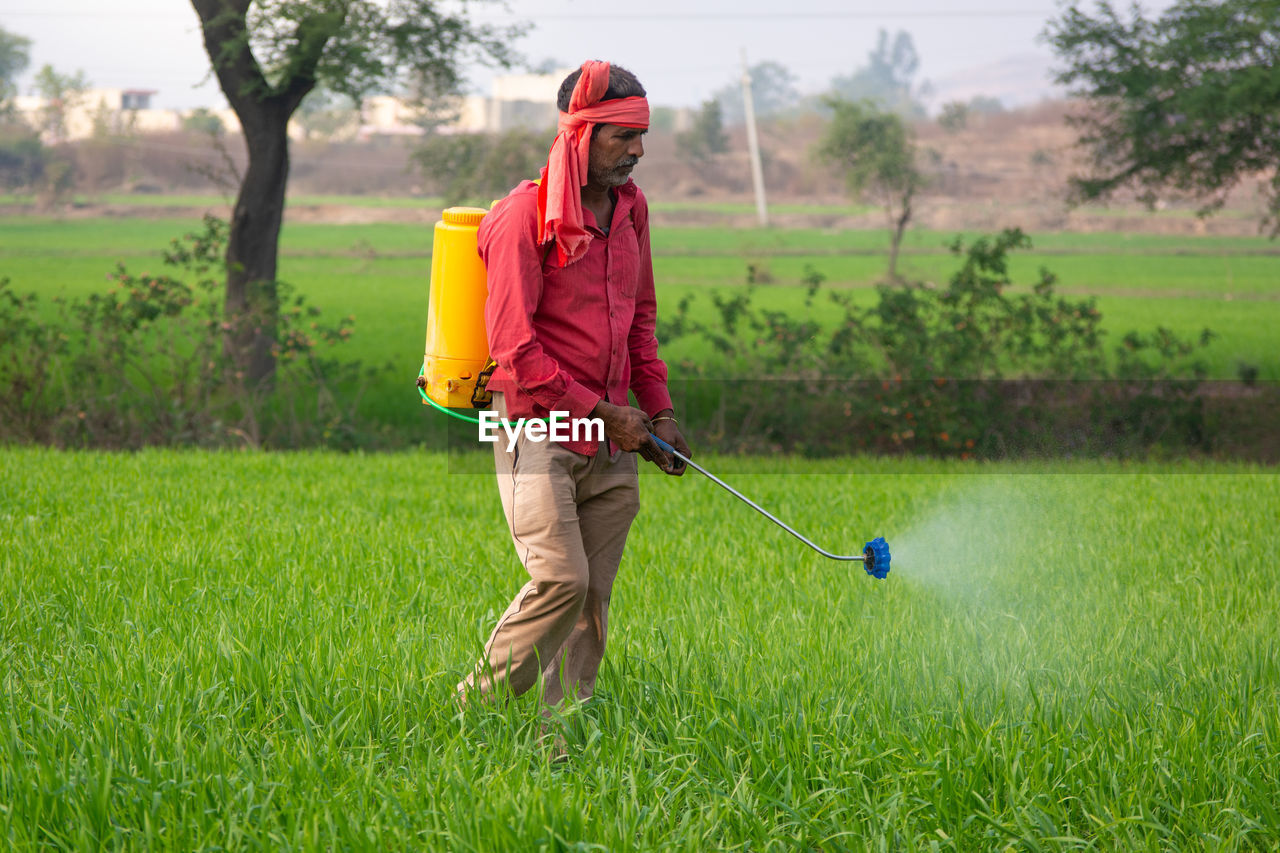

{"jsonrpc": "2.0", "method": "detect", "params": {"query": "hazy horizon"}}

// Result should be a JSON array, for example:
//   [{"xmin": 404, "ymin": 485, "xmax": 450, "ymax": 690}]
[{"xmin": 3, "ymin": 1, "xmax": 1181, "ymax": 114}]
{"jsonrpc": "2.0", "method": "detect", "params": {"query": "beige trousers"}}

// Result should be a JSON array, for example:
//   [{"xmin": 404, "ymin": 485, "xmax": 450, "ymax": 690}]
[{"xmin": 461, "ymin": 393, "xmax": 640, "ymax": 705}]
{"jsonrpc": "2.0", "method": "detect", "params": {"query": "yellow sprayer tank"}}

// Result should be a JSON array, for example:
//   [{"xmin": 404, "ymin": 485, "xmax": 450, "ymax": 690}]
[{"xmin": 422, "ymin": 206, "xmax": 489, "ymax": 408}]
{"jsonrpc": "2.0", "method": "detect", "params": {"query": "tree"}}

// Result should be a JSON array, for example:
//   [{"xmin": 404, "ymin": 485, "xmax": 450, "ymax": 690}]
[
  {"xmin": 677, "ymin": 99, "xmax": 728, "ymax": 162},
  {"xmin": 938, "ymin": 96, "xmax": 1005, "ymax": 134},
  {"xmin": 32, "ymin": 65, "xmax": 89, "ymax": 143},
  {"xmin": 938, "ymin": 101, "xmax": 969, "ymax": 133},
  {"xmin": 293, "ymin": 87, "xmax": 358, "ymax": 141},
  {"xmin": 0, "ymin": 128, "xmax": 44, "ymax": 191},
  {"xmin": 712, "ymin": 60, "xmax": 801, "ymax": 125},
  {"xmin": 0, "ymin": 26, "xmax": 32, "ymax": 114},
  {"xmin": 648, "ymin": 105, "xmax": 677, "ymax": 133},
  {"xmin": 1046, "ymin": 0, "xmax": 1280, "ymax": 234},
  {"xmin": 413, "ymin": 127, "xmax": 552, "ymax": 206},
  {"xmin": 818, "ymin": 98, "xmax": 924, "ymax": 280},
  {"xmin": 181, "ymin": 107, "xmax": 226, "ymax": 137},
  {"xmin": 967, "ymin": 95, "xmax": 1005, "ymax": 115},
  {"xmin": 190, "ymin": 0, "xmax": 512, "ymax": 386},
  {"xmin": 829, "ymin": 29, "xmax": 930, "ymax": 118}
]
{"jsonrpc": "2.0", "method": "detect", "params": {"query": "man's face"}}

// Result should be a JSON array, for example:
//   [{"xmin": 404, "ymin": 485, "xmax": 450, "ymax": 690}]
[{"xmin": 587, "ymin": 124, "xmax": 646, "ymax": 189}]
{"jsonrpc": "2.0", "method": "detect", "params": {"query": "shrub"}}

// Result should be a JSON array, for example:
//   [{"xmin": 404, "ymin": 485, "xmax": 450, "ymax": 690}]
[
  {"xmin": 413, "ymin": 128, "xmax": 554, "ymax": 206},
  {"xmin": 0, "ymin": 215, "xmax": 374, "ymax": 449},
  {"xmin": 0, "ymin": 124, "xmax": 45, "ymax": 191},
  {"xmin": 659, "ymin": 228, "xmax": 1212, "ymax": 457}
]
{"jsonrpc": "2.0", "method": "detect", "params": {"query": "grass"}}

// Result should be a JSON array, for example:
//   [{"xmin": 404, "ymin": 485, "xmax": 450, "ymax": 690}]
[
  {"xmin": 2, "ymin": 215, "xmax": 1277, "ymax": 441},
  {"xmin": 2, "ymin": 448, "xmax": 1277, "ymax": 848}
]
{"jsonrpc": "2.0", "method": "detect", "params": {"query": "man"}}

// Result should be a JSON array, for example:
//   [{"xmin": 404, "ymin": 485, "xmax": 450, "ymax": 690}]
[{"xmin": 459, "ymin": 60, "xmax": 691, "ymax": 706}]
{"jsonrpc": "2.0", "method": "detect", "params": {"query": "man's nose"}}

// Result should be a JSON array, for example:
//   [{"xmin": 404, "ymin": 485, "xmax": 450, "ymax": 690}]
[{"xmin": 628, "ymin": 136, "xmax": 645, "ymax": 158}]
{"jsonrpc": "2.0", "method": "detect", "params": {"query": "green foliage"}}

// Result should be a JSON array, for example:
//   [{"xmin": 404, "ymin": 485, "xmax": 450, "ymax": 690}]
[
  {"xmin": 0, "ymin": 25, "xmax": 32, "ymax": 111},
  {"xmin": 817, "ymin": 98, "xmax": 923, "ymax": 278},
  {"xmin": 293, "ymin": 87, "xmax": 357, "ymax": 140},
  {"xmin": 938, "ymin": 101, "xmax": 969, "ymax": 133},
  {"xmin": 648, "ymin": 105, "xmax": 677, "ymax": 133},
  {"xmin": 819, "ymin": 99, "xmax": 919, "ymax": 202},
  {"xmin": 829, "ymin": 29, "xmax": 929, "ymax": 118},
  {"xmin": 0, "ymin": 117, "xmax": 77, "ymax": 206},
  {"xmin": 967, "ymin": 94, "xmax": 1005, "ymax": 115},
  {"xmin": 180, "ymin": 107, "xmax": 225, "ymax": 137},
  {"xmin": 191, "ymin": 0, "xmax": 516, "ymax": 386},
  {"xmin": 412, "ymin": 128, "xmax": 553, "ymax": 206},
  {"xmin": 31, "ymin": 64, "xmax": 90, "ymax": 143},
  {"xmin": 712, "ymin": 60, "xmax": 802, "ymax": 124},
  {"xmin": 938, "ymin": 96, "xmax": 1005, "ymax": 133},
  {"xmin": 1047, "ymin": 0, "xmax": 1280, "ymax": 234},
  {"xmin": 659, "ymin": 228, "xmax": 1212, "ymax": 457},
  {"xmin": 225, "ymin": 0, "xmax": 517, "ymax": 106},
  {"xmin": 0, "ymin": 216, "xmax": 373, "ymax": 449},
  {"xmin": 0, "ymin": 125, "xmax": 45, "ymax": 191},
  {"xmin": 676, "ymin": 99, "xmax": 729, "ymax": 162},
  {"xmin": 35, "ymin": 155, "xmax": 74, "ymax": 207},
  {"xmin": 3, "ymin": 215, "xmax": 1275, "ymax": 451}
]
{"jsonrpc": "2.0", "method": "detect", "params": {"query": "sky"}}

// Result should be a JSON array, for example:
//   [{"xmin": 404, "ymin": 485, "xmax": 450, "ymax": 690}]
[{"xmin": 2, "ymin": 0, "xmax": 1180, "ymax": 114}]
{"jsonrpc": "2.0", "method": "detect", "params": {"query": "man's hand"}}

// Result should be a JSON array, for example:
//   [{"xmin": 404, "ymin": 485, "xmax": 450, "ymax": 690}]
[
  {"xmin": 592, "ymin": 399, "xmax": 652, "ymax": 450},
  {"xmin": 651, "ymin": 412, "xmax": 690, "ymax": 476},
  {"xmin": 592, "ymin": 400, "xmax": 671, "ymax": 469}
]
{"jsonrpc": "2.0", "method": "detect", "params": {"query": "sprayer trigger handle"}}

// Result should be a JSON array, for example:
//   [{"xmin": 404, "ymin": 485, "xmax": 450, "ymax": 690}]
[{"xmin": 649, "ymin": 433, "xmax": 675, "ymax": 454}]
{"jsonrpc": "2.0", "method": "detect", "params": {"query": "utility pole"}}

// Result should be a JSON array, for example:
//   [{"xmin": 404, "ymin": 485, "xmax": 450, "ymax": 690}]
[{"xmin": 740, "ymin": 49, "xmax": 769, "ymax": 227}]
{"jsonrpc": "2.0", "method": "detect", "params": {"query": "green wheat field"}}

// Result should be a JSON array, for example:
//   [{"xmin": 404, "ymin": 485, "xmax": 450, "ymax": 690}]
[
  {"xmin": 2, "ymin": 209, "xmax": 1279, "ymax": 848},
  {"xmin": 2, "ymin": 449, "xmax": 1278, "ymax": 849}
]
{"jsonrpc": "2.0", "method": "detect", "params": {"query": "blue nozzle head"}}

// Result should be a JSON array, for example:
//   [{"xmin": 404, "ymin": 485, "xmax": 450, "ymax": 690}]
[{"xmin": 863, "ymin": 537, "xmax": 891, "ymax": 579}]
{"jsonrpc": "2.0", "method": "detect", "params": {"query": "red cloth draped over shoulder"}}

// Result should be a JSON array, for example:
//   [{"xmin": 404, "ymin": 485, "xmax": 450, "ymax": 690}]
[{"xmin": 536, "ymin": 60, "xmax": 649, "ymax": 267}]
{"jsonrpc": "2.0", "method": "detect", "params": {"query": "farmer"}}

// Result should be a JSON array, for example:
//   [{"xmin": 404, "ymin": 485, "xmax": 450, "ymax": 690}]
[{"xmin": 458, "ymin": 61, "xmax": 691, "ymax": 707}]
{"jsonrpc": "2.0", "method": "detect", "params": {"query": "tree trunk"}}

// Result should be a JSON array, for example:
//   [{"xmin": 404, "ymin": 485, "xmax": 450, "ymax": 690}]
[
  {"xmin": 887, "ymin": 223, "xmax": 902, "ymax": 281},
  {"xmin": 191, "ymin": 0, "xmax": 323, "ymax": 389},
  {"xmin": 886, "ymin": 185, "xmax": 914, "ymax": 281},
  {"xmin": 227, "ymin": 105, "xmax": 291, "ymax": 388}
]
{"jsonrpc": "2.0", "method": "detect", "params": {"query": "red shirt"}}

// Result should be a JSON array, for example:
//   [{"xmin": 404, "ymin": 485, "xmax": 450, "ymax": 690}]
[{"xmin": 478, "ymin": 178, "xmax": 673, "ymax": 455}]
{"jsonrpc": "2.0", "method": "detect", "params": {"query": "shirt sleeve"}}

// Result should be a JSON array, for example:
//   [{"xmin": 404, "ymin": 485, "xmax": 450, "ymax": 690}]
[
  {"xmin": 479, "ymin": 197, "xmax": 600, "ymax": 419},
  {"xmin": 626, "ymin": 191, "xmax": 674, "ymax": 417}
]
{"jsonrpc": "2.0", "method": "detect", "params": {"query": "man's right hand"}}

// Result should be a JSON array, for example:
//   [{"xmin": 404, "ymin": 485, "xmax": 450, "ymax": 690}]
[{"xmin": 591, "ymin": 400, "xmax": 671, "ymax": 468}]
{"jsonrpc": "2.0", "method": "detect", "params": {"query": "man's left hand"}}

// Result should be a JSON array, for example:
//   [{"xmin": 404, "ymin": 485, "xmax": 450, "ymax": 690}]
[{"xmin": 652, "ymin": 415, "xmax": 690, "ymax": 476}]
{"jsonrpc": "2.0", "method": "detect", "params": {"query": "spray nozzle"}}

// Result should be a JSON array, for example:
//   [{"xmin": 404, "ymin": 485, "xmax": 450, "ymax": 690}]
[{"xmin": 863, "ymin": 537, "xmax": 891, "ymax": 579}]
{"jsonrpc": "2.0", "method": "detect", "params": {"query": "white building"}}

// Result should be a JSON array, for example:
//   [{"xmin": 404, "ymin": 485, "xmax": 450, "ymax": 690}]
[
  {"xmin": 14, "ymin": 88, "xmax": 182, "ymax": 142},
  {"xmin": 13, "ymin": 69, "xmax": 575, "ymax": 144},
  {"xmin": 360, "ymin": 69, "xmax": 573, "ymax": 137}
]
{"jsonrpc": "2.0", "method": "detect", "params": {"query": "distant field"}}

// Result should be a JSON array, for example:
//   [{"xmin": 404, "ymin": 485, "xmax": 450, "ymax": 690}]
[
  {"xmin": 2, "ymin": 214, "xmax": 1277, "ymax": 437},
  {"xmin": 0, "ymin": 192, "xmax": 448, "ymax": 210},
  {"xmin": 2, "ymin": 448, "xmax": 1277, "ymax": 848},
  {"xmin": 0, "ymin": 192, "xmax": 876, "ymax": 218}
]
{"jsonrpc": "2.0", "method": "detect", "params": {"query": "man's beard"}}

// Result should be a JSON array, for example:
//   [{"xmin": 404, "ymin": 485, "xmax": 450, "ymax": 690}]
[{"xmin": 589, "ymin": 156, "xmax": 639, "ymax": 188}]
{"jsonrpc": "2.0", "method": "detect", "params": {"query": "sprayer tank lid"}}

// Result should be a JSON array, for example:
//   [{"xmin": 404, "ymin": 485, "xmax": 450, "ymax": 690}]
[{"xmin": 442, "ymin": 207, "xmax": 487, "ymax": 226}]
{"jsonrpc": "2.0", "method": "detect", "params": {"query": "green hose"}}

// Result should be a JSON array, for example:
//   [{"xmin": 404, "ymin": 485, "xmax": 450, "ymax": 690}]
[{"xmin": 417, "ymin": 365, "xmax": 558, "ymax": 429}]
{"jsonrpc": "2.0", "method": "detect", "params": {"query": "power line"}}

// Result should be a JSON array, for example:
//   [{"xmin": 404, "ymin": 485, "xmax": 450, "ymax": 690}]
[
  {"xmin": 484, "ymin": 9, "xmax": 1059, "ymax": 19},
  {"xmin": 4, "ymin": 8, "xmax": 1058, "ymax": 19}
]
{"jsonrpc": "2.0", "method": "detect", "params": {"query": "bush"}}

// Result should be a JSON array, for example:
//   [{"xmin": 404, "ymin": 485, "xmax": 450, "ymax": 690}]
[
  {"xmin": 677, "ymin": 99, "xmax": 728, "ymax": 163},
  {"xmin": 659, "ymin": 228, "xmax": 1212, "ymax": 457},
  {"xmin": 0, "ymin": 215, "xmax": 375, "ymax": 449},
  {"xmin": 0, "ymin": 123, "xmax": 45, "ymax": 191},
  {"xmin": 413, "ymin": 128, "xmax": 554, "ymax": 206}
]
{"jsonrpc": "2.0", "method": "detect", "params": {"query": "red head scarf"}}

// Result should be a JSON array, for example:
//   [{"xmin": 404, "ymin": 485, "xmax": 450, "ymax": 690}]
[{"xmin": 537, "ymin": 60, "xmax": 650, "ymax": 267}]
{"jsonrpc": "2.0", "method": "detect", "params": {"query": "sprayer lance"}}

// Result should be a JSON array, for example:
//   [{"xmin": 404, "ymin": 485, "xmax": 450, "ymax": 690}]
[{"xmin": 649, "ymin": 434, "xmax": 891, "ymax": 577}]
